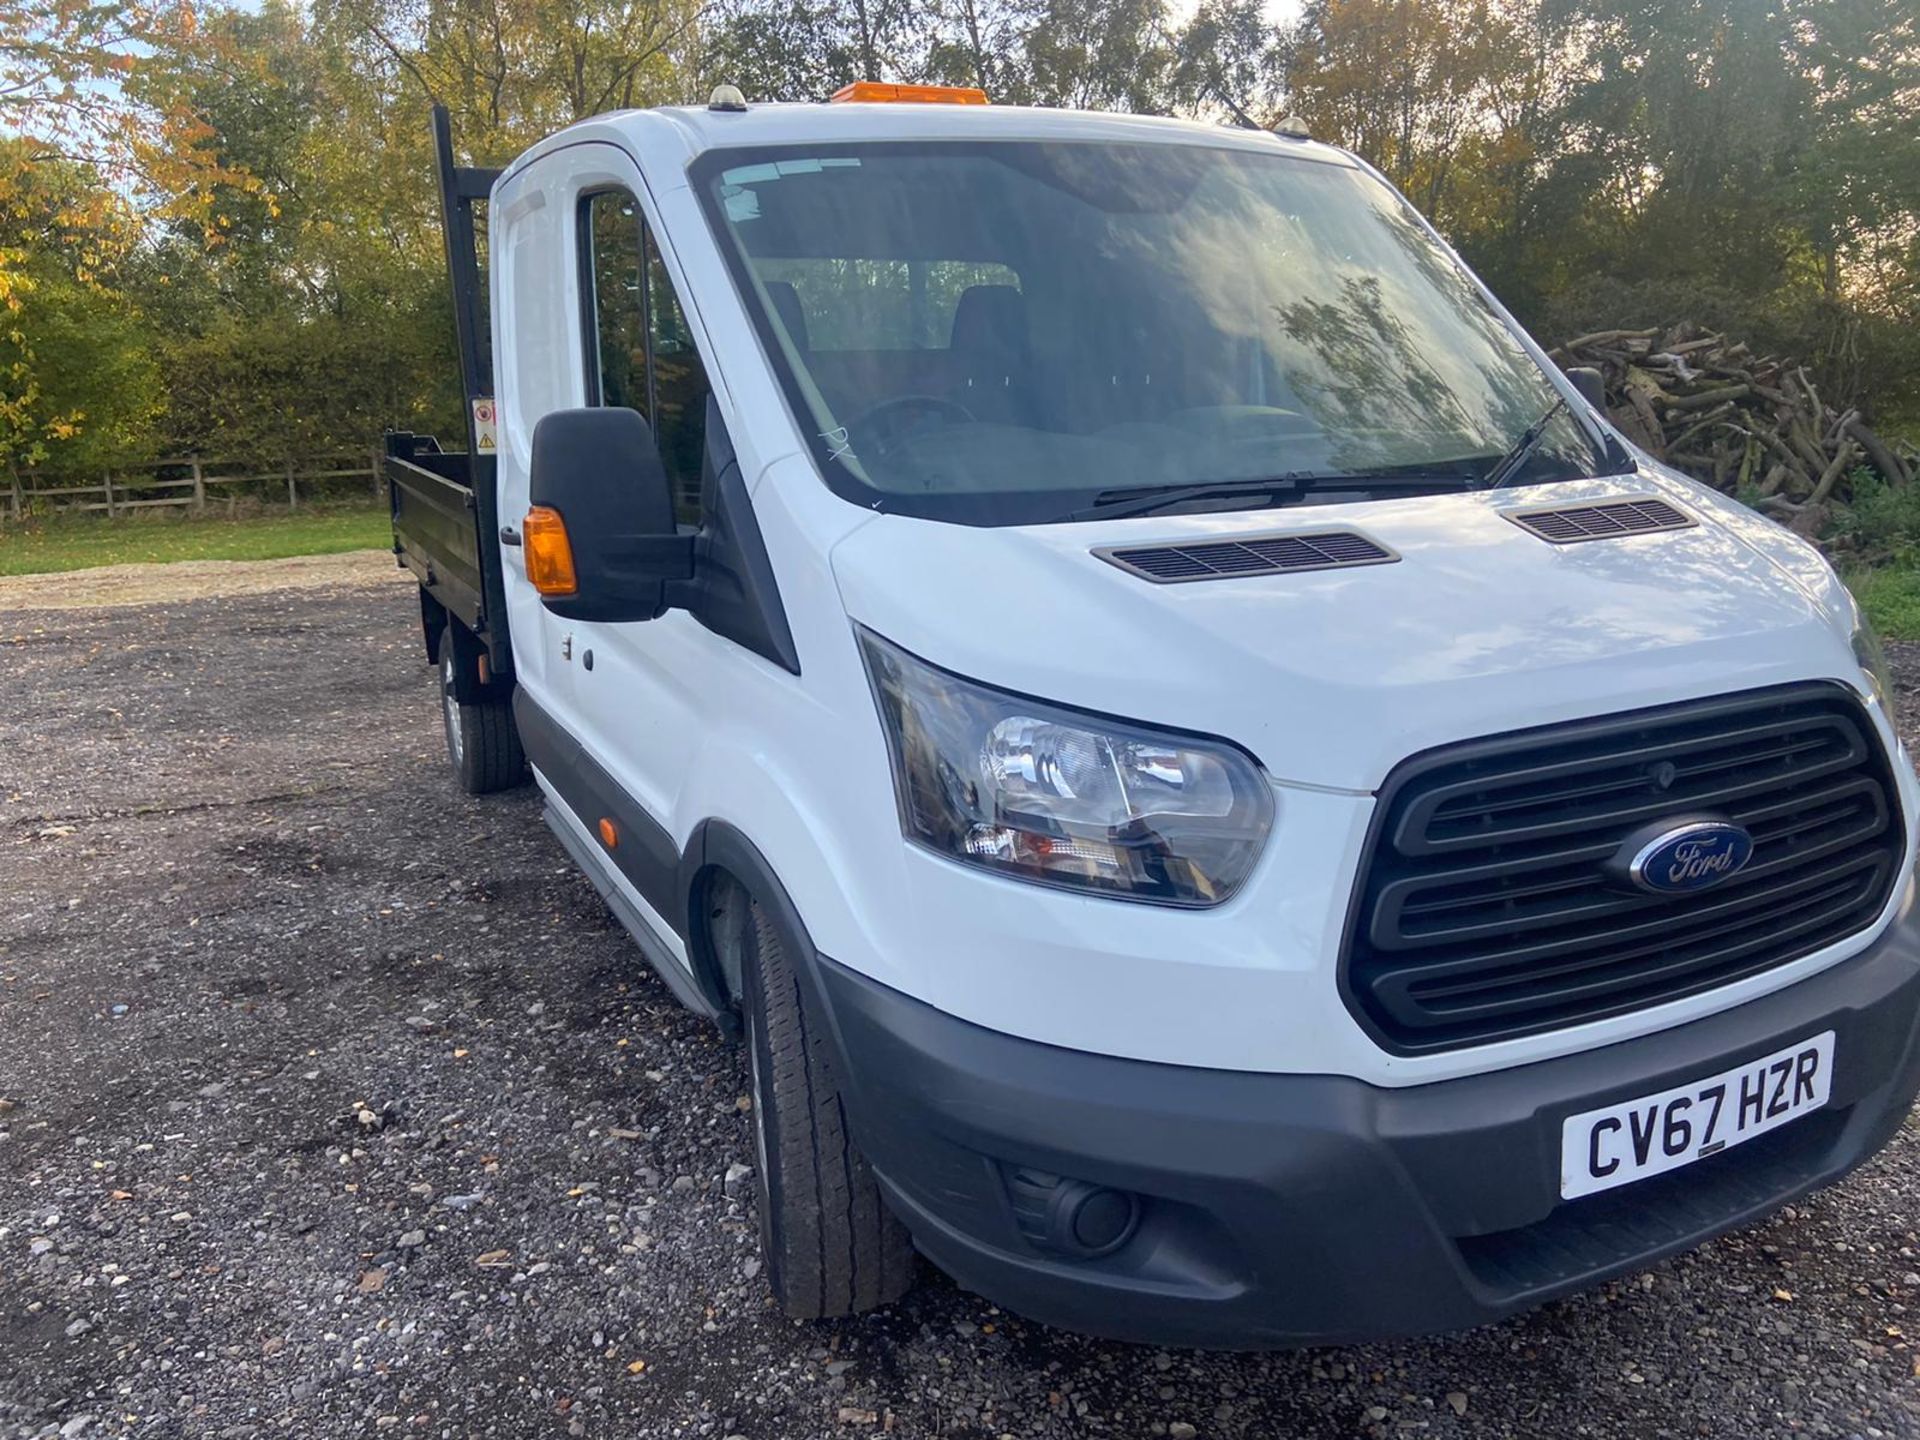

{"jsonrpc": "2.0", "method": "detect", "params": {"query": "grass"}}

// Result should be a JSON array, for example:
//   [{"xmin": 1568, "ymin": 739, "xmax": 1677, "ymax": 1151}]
[
  {"xmin": 1850, "ymin": 564, "xmax": 1920, "ymax": 643},
  {"xmin": 0, "ymin": 506, "xmax": 392, "ymax": 577}
]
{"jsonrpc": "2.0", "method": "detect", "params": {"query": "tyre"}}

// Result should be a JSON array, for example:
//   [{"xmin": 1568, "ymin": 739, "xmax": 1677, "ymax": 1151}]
[
  {"xmin": 437, "ymin": 631, "xmax": 526, "ymax": 795},
  {"xmin": 739, "ymin": 897, "xmax": 915, "ymax": 1318}
]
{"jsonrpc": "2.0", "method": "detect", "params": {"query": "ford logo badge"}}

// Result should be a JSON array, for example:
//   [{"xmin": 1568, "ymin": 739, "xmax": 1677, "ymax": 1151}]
[{"xmin": 1618, "ymin": 819, "xmax": 1755, "ymax": 896}]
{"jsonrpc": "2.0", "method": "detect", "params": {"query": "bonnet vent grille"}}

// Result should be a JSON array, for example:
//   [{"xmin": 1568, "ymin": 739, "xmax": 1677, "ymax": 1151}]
[
  {"xmin": 1098, "ymin": 531, "xmax": 1397, "ymax": 584},
  {"xmin": 1506, "ymin": 497, "xmax": 1694, "ymax": 544}
]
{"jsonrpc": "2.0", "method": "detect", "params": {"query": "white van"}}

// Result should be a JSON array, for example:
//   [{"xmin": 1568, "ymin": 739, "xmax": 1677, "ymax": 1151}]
[{"xmin": 386, "ymin": 87, "xmax": 1920, "ymax": 1348}]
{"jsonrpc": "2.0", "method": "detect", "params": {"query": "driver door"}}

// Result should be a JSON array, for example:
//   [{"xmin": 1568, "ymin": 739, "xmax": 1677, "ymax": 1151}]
[{"xmin": 548, "ymin": 148, "xmax": 715, "ymax": 936}]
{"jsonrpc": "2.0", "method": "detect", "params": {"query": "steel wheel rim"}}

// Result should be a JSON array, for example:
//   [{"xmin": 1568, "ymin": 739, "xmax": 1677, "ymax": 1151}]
[{"xmin": 442, "ymin": 652, "xmax": 464, "ymax": 766}]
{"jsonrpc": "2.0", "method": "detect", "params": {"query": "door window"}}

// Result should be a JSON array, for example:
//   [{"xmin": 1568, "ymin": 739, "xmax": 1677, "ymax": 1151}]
[
  {"xmin": 645, "ymin": 232, "xmax": 708, "ymax": 527},
  {"xmin": 581, "ymin": 188, "xmax": 710, "ymax": 528},
  {"xmin": 583, "ymin": 191, "xmax": 648, "ymax": 416}
]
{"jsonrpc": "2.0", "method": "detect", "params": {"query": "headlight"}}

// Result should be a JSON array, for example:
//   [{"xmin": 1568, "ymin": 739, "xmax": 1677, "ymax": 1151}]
[
  {"xmin": 1852, "ymin": 618, "xmax": 1894, "ymax": 711},
  {"xmin": 858, "ymin": 629, "xmax": 1275, "ymax": 906}
]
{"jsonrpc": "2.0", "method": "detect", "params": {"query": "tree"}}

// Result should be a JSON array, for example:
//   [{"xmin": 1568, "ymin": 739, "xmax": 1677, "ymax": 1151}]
[
  {"xmin": 6, "ymin": 0, "xmax": 1919, "ymax": 481},
  {"xmin": 703, "ymin": 0, "xmax": 864, "ymax": 97},
  {"xmin": 1288, "ymin": 0, "xmax": 1519, "ymax": 225},
  {"xmin": 1019, "ymin": 0, "xmax": 1173, "ymax": 111},
  {"xmin": 923, "ymin": 0, "xmax": 1039, "ymax": 97},
  {"xmin": 0, "ymin": 0, "xmax": 246, "ymax": 205},
  {"xmin": 0, "ymin": 146, "xmax": 161, "ymax": 471},
  {"xmin": 1, "ymin": 0, "xmax": 251, "ymax": 473},
  {"xmin": 308, "ymin": 0, "xmax": 702, "ymax": 158},
  {"xmin": 1789, "ymin": 0, "xmax": 1920, "ymax": 298},
  {"xmin": 1167, "ymin": 0, "xmax": 1293, "ymax": 123}
]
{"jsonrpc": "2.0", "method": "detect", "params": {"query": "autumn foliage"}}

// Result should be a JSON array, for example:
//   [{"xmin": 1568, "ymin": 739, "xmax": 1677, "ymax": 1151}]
[{"xmin": 0, "ymin": 0, "xmax": 1916, "ymax": 504}]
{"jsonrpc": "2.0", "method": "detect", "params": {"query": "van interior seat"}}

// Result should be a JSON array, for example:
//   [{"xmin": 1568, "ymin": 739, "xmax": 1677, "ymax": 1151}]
[{"xmin": 949, "ymin": 284, "xmax": 1035, "ymax": 426}]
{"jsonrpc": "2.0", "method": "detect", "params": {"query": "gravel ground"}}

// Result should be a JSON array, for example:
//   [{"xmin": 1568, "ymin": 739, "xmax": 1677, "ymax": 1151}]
[
  {"xmin": 0, "ymin": 550, "xmax": 406, "ymax": 612},
  {"xmin": 1, "ymin": 569, "xmax": 1917, "ymax": 1440}
]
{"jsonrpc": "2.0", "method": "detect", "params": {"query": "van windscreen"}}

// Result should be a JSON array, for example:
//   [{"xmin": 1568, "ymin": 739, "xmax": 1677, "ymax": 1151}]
[{"xmin": 694, "ymin": 141, "xmax": 1610, "ymax": 526}]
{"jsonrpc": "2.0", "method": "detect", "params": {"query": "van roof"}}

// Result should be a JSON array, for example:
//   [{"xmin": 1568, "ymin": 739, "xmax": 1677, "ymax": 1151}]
[
  {"xmin": 663, "ymin": 99, "xmax": 1349, "ymax": 161},
  {"xmin": 507, "ymin": 101, "xmax": 1356, "ymax": 182}
]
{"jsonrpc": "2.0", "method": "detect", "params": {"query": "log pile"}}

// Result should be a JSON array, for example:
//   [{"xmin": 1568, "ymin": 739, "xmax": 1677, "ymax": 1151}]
[{"xmin": 1548, "ymin": 325, "xmax": 1915, "ymax": 537}]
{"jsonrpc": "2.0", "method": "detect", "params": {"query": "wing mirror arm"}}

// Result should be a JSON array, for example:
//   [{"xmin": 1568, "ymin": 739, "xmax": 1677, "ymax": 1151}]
[{"xmin": 617, "ymin": 534, "xmax": 697, "ymax": 582}]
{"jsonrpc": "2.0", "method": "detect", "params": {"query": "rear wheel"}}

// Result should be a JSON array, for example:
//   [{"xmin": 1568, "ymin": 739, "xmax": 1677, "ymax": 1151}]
[
  {"xmin": 438, "ymin": 631, "xmax": 525, "ymax": 795},
  {"xmin": 739, "ymin": 898, "xmax": 915, "ymax": 1318}
]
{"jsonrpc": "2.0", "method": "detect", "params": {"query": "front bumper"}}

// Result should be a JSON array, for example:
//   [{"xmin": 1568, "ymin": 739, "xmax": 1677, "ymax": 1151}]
[{"xmin": 805, "ymin": 908, "xmax": 1920, "ymax": 1349}]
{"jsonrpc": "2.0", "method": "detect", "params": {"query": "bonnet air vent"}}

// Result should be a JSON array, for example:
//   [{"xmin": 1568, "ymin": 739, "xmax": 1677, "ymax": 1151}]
[
  {"xmin": 1098, "ymin": 530, "xmax": 1398, "ymax": 584},
  {"xmin": 1505, "ymin": 496, "xmax": 1694, "ymax": 545}
]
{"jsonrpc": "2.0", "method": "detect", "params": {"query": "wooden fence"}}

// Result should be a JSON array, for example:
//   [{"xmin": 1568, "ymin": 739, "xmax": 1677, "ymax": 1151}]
[{"xmin": 5, "ymin": 450, "xmax": 388, "ymax": 521}]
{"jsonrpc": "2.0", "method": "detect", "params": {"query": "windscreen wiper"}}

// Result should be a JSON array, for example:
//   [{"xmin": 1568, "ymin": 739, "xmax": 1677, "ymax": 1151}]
[
  {"xmin": 1483, "ymin": 396, "xmax": 1569, "ymax": 490},
  {"xmin": 1058, "ymin": 475, "xmax": 1317, "ymax": 523},
  {"xmin": 1058, "ymin": 470, "xmax": 1476, "ymax": 524}
]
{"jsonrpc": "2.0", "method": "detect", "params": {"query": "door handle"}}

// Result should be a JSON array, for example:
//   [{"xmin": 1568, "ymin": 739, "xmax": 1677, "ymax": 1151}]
[{"xmin": 499, "ymin": 525, "xmax": 522, "ymax": 546}]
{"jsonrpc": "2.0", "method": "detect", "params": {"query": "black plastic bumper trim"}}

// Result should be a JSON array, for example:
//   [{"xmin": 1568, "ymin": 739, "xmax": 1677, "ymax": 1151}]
[
  {"xmin": 802, "ymin": 905, "xmax": 1920, "ymax": 1349},
  {"xmin": 513, "ymin": 689, "xmax": 684, "ymax": 934}
]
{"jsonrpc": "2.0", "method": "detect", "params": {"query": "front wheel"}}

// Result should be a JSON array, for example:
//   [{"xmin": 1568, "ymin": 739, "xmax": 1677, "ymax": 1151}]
[
  {"xmin": 740, "ymin": 898, "xmax": 915, "ymax": 1318},
  {"xmin": 437, "ymin": 632, "xmax": 525, "ymax": 795}
]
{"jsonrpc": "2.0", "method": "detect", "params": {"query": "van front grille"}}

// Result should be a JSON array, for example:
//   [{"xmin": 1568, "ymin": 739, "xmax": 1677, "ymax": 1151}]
[{"xmin": 1341, "ymin": 684, "xmax": 1904, "ymax": 1054}]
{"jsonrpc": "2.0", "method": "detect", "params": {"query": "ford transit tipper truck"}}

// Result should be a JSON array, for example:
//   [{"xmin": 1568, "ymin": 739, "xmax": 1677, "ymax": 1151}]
[{"xmin": 386, "ymin": 89, "xmax": 1920, "ymax": 1348}]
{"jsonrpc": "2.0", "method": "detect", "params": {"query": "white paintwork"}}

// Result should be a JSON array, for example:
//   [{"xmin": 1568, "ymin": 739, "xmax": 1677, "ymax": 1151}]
[{"xmin": 482, "ymin": 100, "xmax": 1918, "ymax": 1086}]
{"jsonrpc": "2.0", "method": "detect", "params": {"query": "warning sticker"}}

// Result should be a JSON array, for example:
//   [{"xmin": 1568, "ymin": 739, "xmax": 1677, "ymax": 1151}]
[{"xmin": 472, "ymin": 397, "xmax": 498, "ymax": 452}]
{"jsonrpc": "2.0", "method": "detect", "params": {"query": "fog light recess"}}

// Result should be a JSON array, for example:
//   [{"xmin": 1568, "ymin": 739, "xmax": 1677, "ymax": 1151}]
[{"xmin": 1008, "ymin": 1168, "xmax": 1141, "ymax": 1259}]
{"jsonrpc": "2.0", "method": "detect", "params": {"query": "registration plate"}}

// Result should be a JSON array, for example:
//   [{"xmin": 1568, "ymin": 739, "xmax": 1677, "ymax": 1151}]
[{"xmin": 1560, "ymin": 1032, "xmax": 1834, "ymax": 1200}]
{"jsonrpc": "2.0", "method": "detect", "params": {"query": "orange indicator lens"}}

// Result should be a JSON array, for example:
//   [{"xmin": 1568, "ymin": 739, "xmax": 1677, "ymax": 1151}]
[{"xmin": 522, "ymin": 505, "xmax": 578, "ymax": 597}]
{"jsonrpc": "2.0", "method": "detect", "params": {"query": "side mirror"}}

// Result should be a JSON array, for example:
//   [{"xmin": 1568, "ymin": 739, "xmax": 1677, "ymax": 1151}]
[
  {"xmin": 527, "ymin": 408, "xmax": 693, "ymax": 623},
  {"xmin": 1565, "ymin": 365, "xmax": 1608, "ymax": 413}
]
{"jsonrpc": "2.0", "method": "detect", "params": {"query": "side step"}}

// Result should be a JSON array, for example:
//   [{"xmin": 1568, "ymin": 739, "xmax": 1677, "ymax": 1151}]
[{"xmin": 540, "ymin": 801, "xmax": 726, "ymax": 1025}]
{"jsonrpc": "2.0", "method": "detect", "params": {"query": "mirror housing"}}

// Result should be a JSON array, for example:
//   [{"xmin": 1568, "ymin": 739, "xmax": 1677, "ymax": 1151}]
[
  {"xmin": 1566, "ymin": 365, "xmax": 1608, "ymax": 413},
  {"xmin": 528, "ymin": 408, "xmax": 692, "ymax": 623}
]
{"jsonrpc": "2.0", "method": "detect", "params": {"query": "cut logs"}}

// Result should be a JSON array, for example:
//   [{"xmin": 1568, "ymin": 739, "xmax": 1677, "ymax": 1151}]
[{"xmin": 1548, "ymin": 325, "xmax": 1915, "ymax": 538}]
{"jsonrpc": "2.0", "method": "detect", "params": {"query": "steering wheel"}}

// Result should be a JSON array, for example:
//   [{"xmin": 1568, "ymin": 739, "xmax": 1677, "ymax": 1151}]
[{"xmin": 847, "ymin": 394, "xmax": 977, "ymax": 459}]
